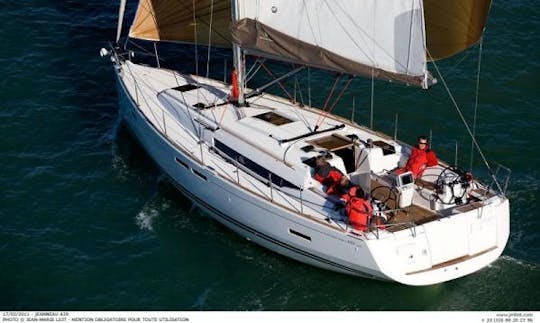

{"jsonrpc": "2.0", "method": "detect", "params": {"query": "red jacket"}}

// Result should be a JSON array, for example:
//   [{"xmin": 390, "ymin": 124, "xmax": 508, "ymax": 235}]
[
  {"xmin": 405, "ymin": 146, "xmax": 438, "ymax": 178},
  {"xmin": 345, "ymin": 187, "xmax": 373, "ymax": 231},
  {"xmin": 314, "ymin": 164, "xmax": 343, "ymax": 195}
]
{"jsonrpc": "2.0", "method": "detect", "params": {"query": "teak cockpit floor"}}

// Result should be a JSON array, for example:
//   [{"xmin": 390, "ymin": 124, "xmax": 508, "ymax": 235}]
[{"xmin": 370, "ymin": 180, "xmax": 438, "ymax": 232}]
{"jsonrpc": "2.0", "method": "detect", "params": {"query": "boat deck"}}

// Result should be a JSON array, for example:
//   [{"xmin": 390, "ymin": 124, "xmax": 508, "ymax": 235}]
[
  {"xmin": 370, "ymin": 180, "xmax": 438, "ymax": 232},
  {"xmin": 119, "ymin": 61, "xmax": 496, "ymax": 239}
]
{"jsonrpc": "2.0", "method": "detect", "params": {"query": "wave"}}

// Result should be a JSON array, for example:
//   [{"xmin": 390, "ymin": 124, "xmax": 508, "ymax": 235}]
[{"xmin": 498, "ymin": 255, "xmax": 539, "ymax": 271}]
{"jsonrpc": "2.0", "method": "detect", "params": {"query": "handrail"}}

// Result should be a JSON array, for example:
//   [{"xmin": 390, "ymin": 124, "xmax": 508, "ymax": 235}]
[
  {"xmin": 492, "ymin": 163, "xmax": 511, "ymax": 196},
  {"xmin": 118, "ymin": 55, "xmax": 439, "ymax": 240}
]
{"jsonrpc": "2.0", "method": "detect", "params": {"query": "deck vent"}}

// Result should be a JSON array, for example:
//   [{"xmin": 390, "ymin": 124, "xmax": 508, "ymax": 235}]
[
  {"xmin": 254, "ymin": 111, "xmax": 293, "ymax": 126},
  {"xmin": 172, "ymin": 84, "xmax": 200, "ymax": 92},
  {"xmin": 289, "ymin": 229, "xmax": 311, "ymax": 241}
]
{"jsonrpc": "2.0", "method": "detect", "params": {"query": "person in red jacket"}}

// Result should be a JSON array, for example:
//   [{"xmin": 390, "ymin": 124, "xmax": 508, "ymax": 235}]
[
  {"xmin": 345, "ymin": 186, "xmax": 373, "ymax": 231},
  {"xmin": 397, "ymin": 136, "xmax": 438, "ymax": 178},
  {"xmin": 314, "ymin": 156, "xmax": 345, "ymax": 196}
]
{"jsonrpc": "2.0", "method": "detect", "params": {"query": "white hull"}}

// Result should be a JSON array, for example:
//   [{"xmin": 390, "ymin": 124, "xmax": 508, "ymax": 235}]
[{"xmin": 113, "ymin": 59, "xmax": 509, "ymax": 285}]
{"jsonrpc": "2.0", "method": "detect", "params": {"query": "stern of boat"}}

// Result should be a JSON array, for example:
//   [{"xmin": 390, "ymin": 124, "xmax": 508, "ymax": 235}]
[{"xmin": 366, "ymin": 195, "xmax": 509, "ymax": 286}]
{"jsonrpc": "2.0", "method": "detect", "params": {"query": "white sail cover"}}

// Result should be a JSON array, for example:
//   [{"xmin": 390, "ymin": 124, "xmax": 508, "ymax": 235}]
[{"xmin": 232, "ymin": 0, "xmax": 431, "ymax": 88}]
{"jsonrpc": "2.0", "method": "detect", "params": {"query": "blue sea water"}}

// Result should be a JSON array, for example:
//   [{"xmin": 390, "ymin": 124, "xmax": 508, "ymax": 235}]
[{"xmin": 1, "ymin": 0, "xmax": 539, "ymax": 310}]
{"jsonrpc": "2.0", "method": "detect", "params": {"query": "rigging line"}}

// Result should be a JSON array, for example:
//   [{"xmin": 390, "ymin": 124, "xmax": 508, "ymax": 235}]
[
  {"xmin": 370, "ymin": 69, "xmax": 374, "ymax": 129},
  {"xmin": 245, "ymin": 58, "xmax": 265, "ymax": 84},
  {"xmin": 308, "ymin": 67, "xmax": 312, "ymax": 109},
  {"xmin": 191, "ymin": 0, "xmax": 204, "ymax": 140},
  {"xmin": 282, "ymin": 74, "xmax": 311, "ymax": 132},
  {"xmin": 205, "ymin": 0, "xmax": 214, "ymax": 78},
  {"xmin": 322, "ymin": 74, "xmax": 342, "ymax": 111},
  {"xmin": 426, "ymin": 49, "xmax": 504, "ymax": 194},
  {"xmin": 470, "ymin": 37, "xmax": 484, "ymax": 171},
  {"xmin": 440, "ymin": 50, "xmax": 473, "ymax": 79},
  {"xmin": 126, "ymin": 39, "xmax": 164, "ymax": 61},
  {"xmin": 177, "ymin": 88, "xmax": 203, "ymax": 139},
  {"xmin": 327, "ymin": 1, "xmax": 400, "ymax": 68},
  {"xmin": 175, "ymin": 0, "xmax": 230, "ymax": 45},
  {"xmin": 260, "ymin": 63, "xmax": 293, "ymax": 100},
  {"xmin": 314, "ymin": 74, "xmax": 341, "ymax": 129},
  {"xmin": 192, "ymin": 0, "xmax": 199, "ymax": 77},
  {"xmin": 125, "ymin": 64, "xmax": 166, "ymax": 134},
  {"xmin": 127, "ymin": 65, "xmax": 202, "ymax": 144},
  {"xmin": 386, "ymin": 49, "xmax": 474, "ymax": 103},
  {"xmin": 218, "ymin": 102, "xmax": 231, "ymax": 126},
  {"xmin": 294, "ymin": 74, "xmax": 305, "ymax": 106},
  {"xmin": 328, "ymin": 76, "xmax": 353, "ymax": 113},
  {"xmin": 317, "ymin": 76, "xmax": 354, "ymax": 128}
]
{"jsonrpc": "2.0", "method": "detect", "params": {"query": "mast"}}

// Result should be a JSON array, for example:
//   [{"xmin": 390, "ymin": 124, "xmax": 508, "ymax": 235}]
[
  {"xmin": 231, "ymin": 0, "xmax": 245, "ymax": 106},
  {"xmin": 116, "ymin": 0, "xmax": 127, "ymax": 43}
]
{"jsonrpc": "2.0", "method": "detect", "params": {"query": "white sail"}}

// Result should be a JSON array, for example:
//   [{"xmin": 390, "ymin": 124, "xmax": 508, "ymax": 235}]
[{"xmin": 233, "ymin": 0, "xmax": 430, "ymax": 88}]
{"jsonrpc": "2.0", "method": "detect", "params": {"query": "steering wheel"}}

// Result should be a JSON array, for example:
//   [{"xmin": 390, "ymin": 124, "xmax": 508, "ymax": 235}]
[
  {"xmin": 370, "ymin": 185, "xmax": 397, "ymax": 220},
  {"xmin": 434, "ymin": 165, "xmax": 470, "ymax": 205}
]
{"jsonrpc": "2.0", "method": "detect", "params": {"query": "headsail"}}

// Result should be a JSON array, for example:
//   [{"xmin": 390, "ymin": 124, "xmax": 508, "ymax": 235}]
[
  {"xmin": 128, "ymin": 0, "xmax": 232, "ymax": 46},
  {"xmin": 424, "ymin": 0, "xmax": 492, "ymax": 61}
]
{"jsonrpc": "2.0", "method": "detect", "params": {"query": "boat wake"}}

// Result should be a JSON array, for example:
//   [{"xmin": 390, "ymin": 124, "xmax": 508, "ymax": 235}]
[
  {"xmin": 134, "ymin": 193, "xmax": 169, "ymax": 231},
  {"xmin": 191, "ymin": 287, "xmax": 211, "ymax": 309},
  {"xmin": 498, "ymin": 255, "xmax": 539, "ymax": 271},
  {"xmin": 135, "ymin": 206, "xmax": 158, "ymax": 231}
]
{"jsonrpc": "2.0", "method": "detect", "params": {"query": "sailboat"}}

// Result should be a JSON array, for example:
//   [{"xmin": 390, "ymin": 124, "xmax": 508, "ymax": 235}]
[{"xmin": 101, "ymin": 0, "xmax": 510, "ymax": 285}]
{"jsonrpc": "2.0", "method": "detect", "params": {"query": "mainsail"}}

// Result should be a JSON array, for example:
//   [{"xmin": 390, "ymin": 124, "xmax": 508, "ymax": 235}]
[
  {"xmin": 232, "ymin": 0, "xmax": 429, "ymax": 88},
  {"xmin": 127, "ymin": 0, "xmax": 491, "ymax": 88}
]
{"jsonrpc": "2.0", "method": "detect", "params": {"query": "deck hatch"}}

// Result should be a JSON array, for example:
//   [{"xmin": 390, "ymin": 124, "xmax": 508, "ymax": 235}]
[
  {"xmin": 172, "ymin": 84, "xmax": 200, "ymax": 92},
  {"xmin": 254, "ymin": 111, "xmax": 293, "ymax": 126},
  {"xmin": 308, "ymin": 134, "xmax": 353, "ymax": 151}
]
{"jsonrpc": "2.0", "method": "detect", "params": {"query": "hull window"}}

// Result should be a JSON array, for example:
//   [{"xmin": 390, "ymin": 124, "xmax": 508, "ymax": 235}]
[
  {"xmin": 289, "ymin": 229, "xmax": 312, "ymax": 241},
  {"xmin": 175, "ymin": 157, "xmax": 189, "ymax": 169},
  {"xmin": 192, "ymin": 169, "xmax": 207, "ymax": 181}
]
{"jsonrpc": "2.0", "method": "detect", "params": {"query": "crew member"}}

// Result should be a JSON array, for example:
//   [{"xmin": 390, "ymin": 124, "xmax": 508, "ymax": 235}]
[
  {"xmin": 314, "ymin": 156, "xmax": 345, "ymax": 196},
  {"xmin": 397, "ymin": 135, "xmax": 438, "ymax": 178},
  {"xmin": 345, "ymin": 186, "xmax": 373, "ymax": 232},
  {"xmin": 229, "ymin": 69, "xmax": 239, "ymax": 101}
]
